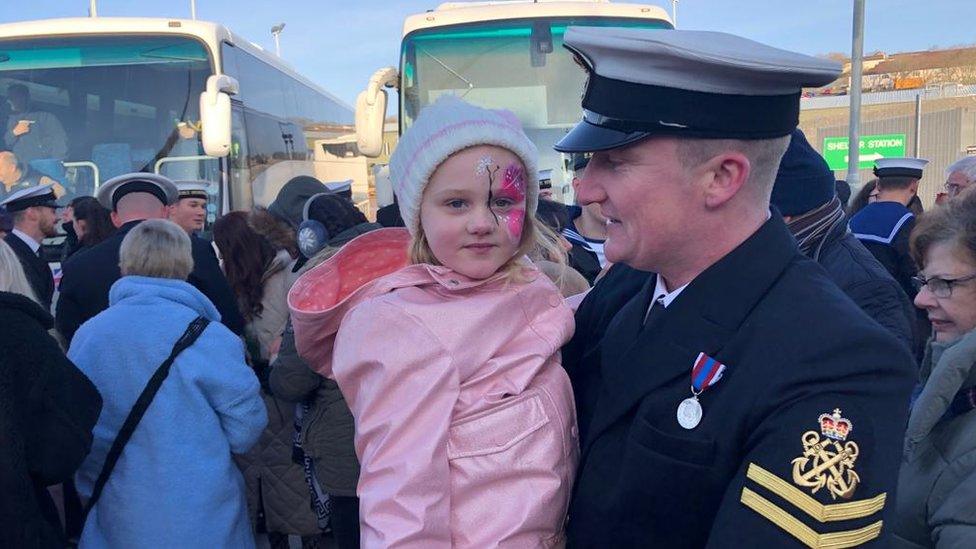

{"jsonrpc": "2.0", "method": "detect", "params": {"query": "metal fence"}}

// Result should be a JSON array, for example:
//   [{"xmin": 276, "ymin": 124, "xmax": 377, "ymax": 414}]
[
  {"xmin": 801, "ymin": 84, "xmax": 976, "ymax": 110},
  {"xmin": 800, "ymin": 82, "xmax": 976, "ymax": 207}
]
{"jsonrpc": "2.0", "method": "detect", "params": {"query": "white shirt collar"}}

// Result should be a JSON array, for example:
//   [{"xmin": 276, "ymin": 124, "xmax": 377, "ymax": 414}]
[
  {"xmin": 652, "ymin": 273, "xmax": 690, "ymax": 309},
  {"xmin": 12, "ymin": 228, "xmax": 41, "ymax": 254}
]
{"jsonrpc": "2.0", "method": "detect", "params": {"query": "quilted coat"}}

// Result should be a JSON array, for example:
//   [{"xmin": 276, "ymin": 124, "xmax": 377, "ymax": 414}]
[
  {"xmin": 893, "ymin": 329, "xmax": 976, "ymax": 547},
  {"xmin": 235, "ymin": 251, "xmax": 321, "ymax": 536}
]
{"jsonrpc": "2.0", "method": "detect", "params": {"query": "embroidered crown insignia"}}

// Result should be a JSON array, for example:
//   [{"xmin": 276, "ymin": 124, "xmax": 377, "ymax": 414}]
[
  {"xmin": 792, "ymin": 408, "xmax": 860, "ymax": 500},
  {"xmin": 819, "ymin": 409, "xmax": 852, "ymax": 441}
]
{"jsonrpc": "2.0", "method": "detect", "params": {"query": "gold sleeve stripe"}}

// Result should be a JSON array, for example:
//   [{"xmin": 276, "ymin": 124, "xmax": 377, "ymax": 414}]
[
  {"xmin": 741, "ymin": 487, "xmax": 883, "ymax": 549},
  {"xmin": 747, "ymin": 463, "xmax": 886, "ymax": 522}
]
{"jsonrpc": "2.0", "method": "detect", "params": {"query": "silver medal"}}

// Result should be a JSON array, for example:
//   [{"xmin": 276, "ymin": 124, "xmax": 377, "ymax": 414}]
[{"xmin": 676, "ymin": 397, "xmax": 703, "ymax": 430}]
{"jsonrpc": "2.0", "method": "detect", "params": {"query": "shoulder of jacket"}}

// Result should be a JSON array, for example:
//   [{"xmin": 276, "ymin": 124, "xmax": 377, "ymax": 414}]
[
  {"xmin": 345, "ymin": 290, "xmax": 452, "ymax": 350},
  {"xmin": 1, "ymin": 304, "xmax": 47, "ymax": 338},
  {"xmin": 749, "ymin": 259, "xmax": 906, "ymax": 357}
]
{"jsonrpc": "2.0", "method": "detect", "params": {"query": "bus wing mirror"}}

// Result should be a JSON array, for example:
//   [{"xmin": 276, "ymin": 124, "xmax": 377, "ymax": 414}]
[
  {"xmin": 356, "ymin": 67, "xmax": 398, "ymax": 158},
  {"xmin": 374, "ymin": 164, "xmax": 394, "ymax": 207},
  {"xmin": 199, "ymin": 75, "xmax": 239, "ymax": 157}
]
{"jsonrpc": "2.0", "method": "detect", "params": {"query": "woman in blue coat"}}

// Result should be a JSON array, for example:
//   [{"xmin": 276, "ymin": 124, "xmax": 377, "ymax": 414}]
[{"xmin": 68, "ymin": 219, "xmax": 267, "ymax": 548}]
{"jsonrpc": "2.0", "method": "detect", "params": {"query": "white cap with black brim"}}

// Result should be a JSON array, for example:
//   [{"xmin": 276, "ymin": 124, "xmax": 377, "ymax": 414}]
[
  {"xmin": 873, "ymin": 157, "xmax": 929, "ymax": 180},
  {"xmin": 554, "ymin": 28, "xmax": 843, "ymax": 153},
  {"xmin": 0, "ymin": 184, "xmax": 61, "ymax": 212},
  {"xmin": 96, "ymin": 172, "xmax": 179, "ymax": 211},
  {"xmin": 175, "ymin": 180, "xmax": 211, "ymax": 201}
]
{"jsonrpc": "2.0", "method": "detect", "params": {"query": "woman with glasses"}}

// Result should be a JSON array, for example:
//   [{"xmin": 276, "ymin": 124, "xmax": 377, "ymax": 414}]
[
  {"xmin": 943, "ymin": 156, "xmax": 976, "ymax": 200},
  {"xmin": 893, "ymin": 187, "xmax": 976, "ymax": 547}
]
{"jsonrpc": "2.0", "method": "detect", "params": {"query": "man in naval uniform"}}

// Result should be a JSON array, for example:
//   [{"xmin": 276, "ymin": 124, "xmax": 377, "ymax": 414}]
[
  {"xmin": 555, "ymin": 28, "xmax": 917, "ymax": 547},
  {"xmin": 848, "ymin": 158, "xmax": 928, "ymax": 300},
  {"xmin": 169, "ymin": 181, "xmax": 211, "ymax": 235},
  {"xmin": 56, "ymin": 173, "xmax": 243, "ymax": 342},
  {"xmin": 0, "ymin": 184, "xmax": 59, "ymax": 308}
]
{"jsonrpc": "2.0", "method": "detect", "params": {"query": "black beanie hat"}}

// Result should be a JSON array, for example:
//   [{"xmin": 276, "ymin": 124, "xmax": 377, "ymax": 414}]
[
  {"xmin": 268, "ymin": 176, "xmax": 328, "ymax": 228},
  {"xmin": 770, "ymin": 128, "xmax": 837, "ymax": 216},
  {"xmin": 306, "ymin": 193, "xmax": 368, "ymax": 239}
]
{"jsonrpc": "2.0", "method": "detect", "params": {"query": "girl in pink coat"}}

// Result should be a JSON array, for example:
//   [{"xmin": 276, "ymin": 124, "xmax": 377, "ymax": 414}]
[{"xmin": 288, "ymin": 95, "xmax": 579, "ymax": 548}]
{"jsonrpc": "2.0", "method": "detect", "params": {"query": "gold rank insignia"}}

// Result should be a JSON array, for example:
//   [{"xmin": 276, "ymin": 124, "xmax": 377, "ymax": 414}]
[{"xmin": 791, "ymin": 409, "xmax": 860, "ymax": 500}]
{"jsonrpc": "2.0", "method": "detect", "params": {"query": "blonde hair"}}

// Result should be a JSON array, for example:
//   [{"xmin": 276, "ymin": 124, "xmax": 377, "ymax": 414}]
[
  {"xmin": 119, "ymin": 219, "xmax": 194, "ymax": 279},
  {"xmin": 0, "ymin": 239, "xmax": 39, "ymax": 303},
  {"xmin": 409, "ymin": 213, "xmax": 565, "ymax": 283}
]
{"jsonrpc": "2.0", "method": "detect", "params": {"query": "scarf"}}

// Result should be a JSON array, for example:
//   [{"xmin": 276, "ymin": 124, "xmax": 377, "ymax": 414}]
[
  {"xmin": 786, "ymin": 195, "xmax": 846, "ymax": 259},
  {"xmin": 293, "ymin": 404, "xmax": 331, "ymax": 530}
]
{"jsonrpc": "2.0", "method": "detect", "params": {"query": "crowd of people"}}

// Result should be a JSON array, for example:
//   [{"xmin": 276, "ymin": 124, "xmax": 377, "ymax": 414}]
[{"xmin": 3, "ymin": 26, "xmax": 976, "ymax": 549}]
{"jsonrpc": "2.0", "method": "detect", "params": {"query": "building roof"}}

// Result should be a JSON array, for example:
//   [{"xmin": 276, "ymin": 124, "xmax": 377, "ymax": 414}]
[{"xmin": 864, "ymin": 46, "xmax": 976, "ymax": 75}]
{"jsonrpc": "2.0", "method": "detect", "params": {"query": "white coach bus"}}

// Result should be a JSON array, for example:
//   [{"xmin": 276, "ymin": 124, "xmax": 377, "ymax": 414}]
[
  {"xmin": 356, "ymin": 0, "xmax": 672, "ymax": 203},
  {"xmin": 0, "ymin": 17, "xmax": 354, "ymax": 225}
]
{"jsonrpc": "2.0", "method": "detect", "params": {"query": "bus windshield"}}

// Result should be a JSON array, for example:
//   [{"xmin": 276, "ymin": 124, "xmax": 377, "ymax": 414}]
[
  {"xmin": 401, "ymin": 17, "xmax": 670, "ymax": 176},
  {"xmin": 0, "ymin": 34, "xmax": 218, "ymax": 203}
]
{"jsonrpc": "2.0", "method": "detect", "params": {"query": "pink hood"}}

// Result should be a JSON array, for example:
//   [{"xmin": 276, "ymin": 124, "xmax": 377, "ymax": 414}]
[
  {"xmin": 288, "ymin": 228, "xmax": 413, "ymax": 378},
  {"xmin": 288, "ymin": 228, "xmax": 579, "ymax": 548}
]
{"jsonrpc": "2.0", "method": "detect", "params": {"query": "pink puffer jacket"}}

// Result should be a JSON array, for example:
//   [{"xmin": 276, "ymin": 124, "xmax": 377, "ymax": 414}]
[{"xmin": 289, "ymin": 228, "xmax": 578, "ymax": 548}]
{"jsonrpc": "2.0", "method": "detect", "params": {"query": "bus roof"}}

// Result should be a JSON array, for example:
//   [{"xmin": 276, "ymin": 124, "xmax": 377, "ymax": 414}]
[
  {"xmin": 403, "ymin": 0, "xmax": 671, "ymax": 37},
  {"xmin": 0, "ymin": 17, "xmax": 352, "ymax": 111}
]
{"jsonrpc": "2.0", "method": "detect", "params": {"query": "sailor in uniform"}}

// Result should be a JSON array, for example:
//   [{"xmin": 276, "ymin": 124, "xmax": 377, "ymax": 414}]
[
  {"xmin": 555, "ymin": 27, "xmax": 917, "ymax": 547},
  {"xmin": 848, "ymin": 157, "xmax": 929, "ymax": 299},
  {"xmin": 169, "ymin": 181, "xmax": 211, "ymax": 234},
  {"xmin": 0, "ymin": 184, "xmax": 59, "ymax": 308},
  {"xmin": 56, "ymin": 173, "xmax": 244, "ymax": 342}
]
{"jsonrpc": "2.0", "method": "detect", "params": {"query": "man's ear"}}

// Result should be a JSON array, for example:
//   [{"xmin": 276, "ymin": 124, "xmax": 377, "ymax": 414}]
[
  {"xmin": 698, "ymin": 152, "xmax": 751, "ymax": 209},
  {"xmin": 110, "ymin": 210, "xmax": 123, "ymax": 228}
]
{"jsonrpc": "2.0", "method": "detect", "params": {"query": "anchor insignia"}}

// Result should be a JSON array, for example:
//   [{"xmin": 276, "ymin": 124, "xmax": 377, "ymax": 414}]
[{"xmin": 791, "ymin": 409, "xmax": 860, "ymax": 500}]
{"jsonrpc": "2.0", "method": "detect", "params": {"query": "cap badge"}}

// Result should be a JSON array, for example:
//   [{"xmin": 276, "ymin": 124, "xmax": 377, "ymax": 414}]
[{"xmin": 791, "ymin": 409, "xmax": 860, "ymax": 500}]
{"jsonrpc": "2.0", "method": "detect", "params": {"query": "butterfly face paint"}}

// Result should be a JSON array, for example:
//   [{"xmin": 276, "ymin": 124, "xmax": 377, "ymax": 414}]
[
  {"xmin": 474, "ymin": 155, "xmax": 527, "ymax": 246},
  {"xmin": 495, "ymin": 163, "xmax": 527, "ymax": 245}
]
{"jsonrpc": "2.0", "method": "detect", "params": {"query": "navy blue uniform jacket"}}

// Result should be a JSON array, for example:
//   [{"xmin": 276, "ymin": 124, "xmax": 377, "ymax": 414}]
[
  {"xmin": 56, "ymin": 220, "xmax": 244, "ymax": 342},
  {"xmin": 4, "ymin": 231, "xmax": 54, "ymax": 310},
  {"xmin": 563, "ymin": 214, "xmax": 916, "ymax": 548}
]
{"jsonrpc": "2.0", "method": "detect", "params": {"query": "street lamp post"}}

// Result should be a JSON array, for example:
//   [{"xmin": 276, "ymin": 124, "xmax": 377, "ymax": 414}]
[
  {"xmin": 190, "ymin": 0, "xmax": 197, "ymax": 20},
  {"xmin": 271, "ymin": 23, "xmax": 285, "ymax": 57},
  {"xmin": 671, "ymin": 0, "xmax": 678, "ymax": 27},
  {"xmin": 89, "ymin": 0, "xmax": 98, "ymax": 17},
  {"xmin": 846, "ymin": 0, "xmax": 865, "ymax": 188}
]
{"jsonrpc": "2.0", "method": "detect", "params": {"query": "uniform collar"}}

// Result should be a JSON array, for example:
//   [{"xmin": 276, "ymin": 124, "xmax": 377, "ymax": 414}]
[
  {"xmin": 12, "ymin": 228, "xmax": 40, "ymax": 253},
  {"xmin": 651, "ymin": 274, "xmax": 689, "ymax": 309}
]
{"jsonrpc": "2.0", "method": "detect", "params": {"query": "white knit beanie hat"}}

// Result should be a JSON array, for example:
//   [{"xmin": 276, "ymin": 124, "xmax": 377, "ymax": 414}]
[{"xmin": 389, "ymin": 95, "xmax": 539, "ymax": 237}]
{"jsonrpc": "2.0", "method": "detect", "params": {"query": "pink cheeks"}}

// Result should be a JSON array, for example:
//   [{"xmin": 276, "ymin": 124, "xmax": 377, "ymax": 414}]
[{"xmin": 499, "ymin": 208, "xmax": 525, "ymax": 245}]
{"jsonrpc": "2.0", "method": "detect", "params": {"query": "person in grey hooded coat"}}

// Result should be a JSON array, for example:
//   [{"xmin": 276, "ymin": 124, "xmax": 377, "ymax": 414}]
[{"xmin": 894, "ymin": 188, "xmax": 976, "ymax": 548}]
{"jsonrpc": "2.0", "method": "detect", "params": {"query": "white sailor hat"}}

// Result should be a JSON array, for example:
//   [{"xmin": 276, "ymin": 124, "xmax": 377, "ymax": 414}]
[
  {"xmin": 324, "ymin": 179, "xmax": 352, "ymax": 198},
  {"xmin": 554, "ymin": 28, "xmax": 842, "ymax": 152},
  {"xmin": 0, "ymin": 184, "xmax": 61, "ymax": 212},
  {"xmin": 175, "ymin": 181, "xmax": 211, "ymax": 201},
  {"xmin": 873, "ymin": 157, "xmax": 928, "ymax": 179},
  {"xmin": 96, "ymin": 172, "xmax": 179, "ymax": 211}
]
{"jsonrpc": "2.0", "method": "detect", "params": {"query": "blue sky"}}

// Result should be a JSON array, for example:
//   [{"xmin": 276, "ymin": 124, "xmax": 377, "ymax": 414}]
[{"xmin": 1, "ymin": 0, "xmax": 973, "ymax": 110}]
